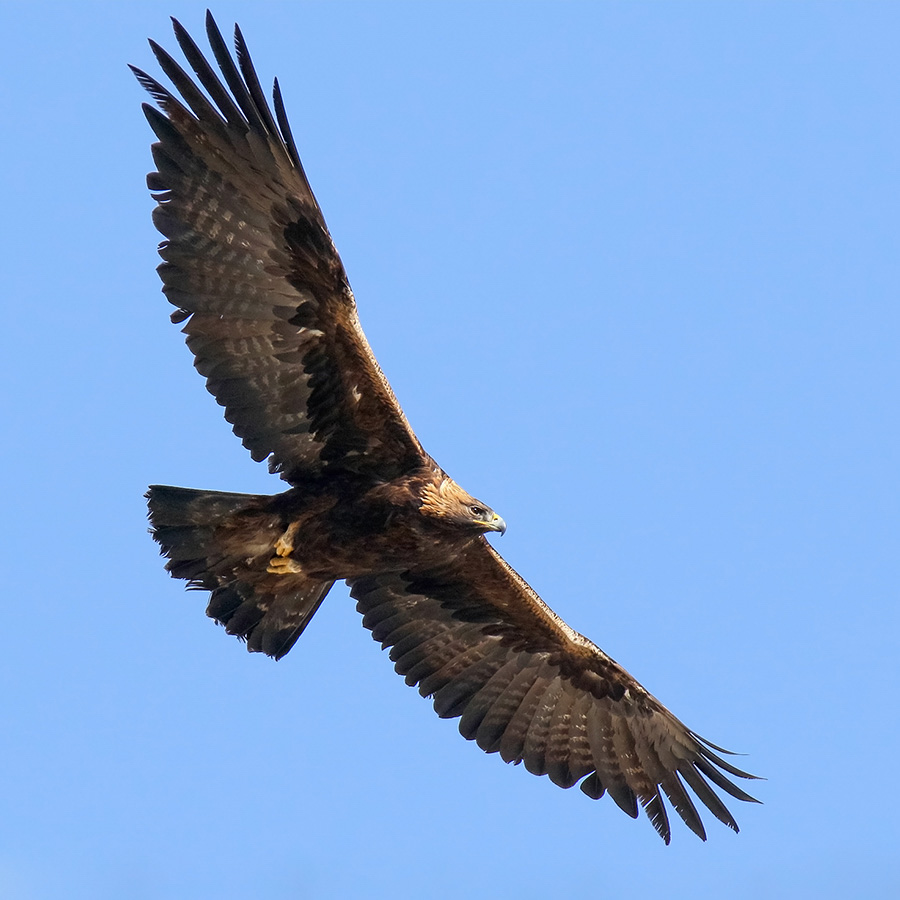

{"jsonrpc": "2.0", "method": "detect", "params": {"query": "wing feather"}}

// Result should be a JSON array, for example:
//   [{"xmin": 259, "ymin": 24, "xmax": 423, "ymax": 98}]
[
  {"xmin": 135, "ymin": 15, "xmax": 426, "ymax": 483},
  {"xmin": 659, "ymin": 772, "xmax": 705, "ymax": 842},
  {"xmin": 431, "ymin": 649, "xmax": 510, "ymax": 720},
  {"xmin": 640, "ymin": 789, "xmax": 672, "ymax": 843},
  {"xmin": 585, "ymin": 705, "xmax": 638, "ymax": 817},
  {"xmin": 470, "ymin": 658, "xmax": 533, "ymax": 752},
  {"xmin": 562, "ymin": 692, "xmax": 599, "ymax": 784},
  {"xmin": 171, "ymin": 16, "xmax": 246, "ymax": 128},
  {"xmin": 349, "ymin": 541, "xmax": 759, "ymax": 841},
  {"xmin": 521, "ymin": 677, "xmax": 563, "ymax": 777},
  {"xmin": 496, "ymin": 663, "xmax": 556, "ymax": 764},
  {"xmin": 677, "ymin": 763, "xmax": 738, "ymax": 832},
  {"xmin": 467, "ymin": 662, "xmax": 542, "ymax": 751},
  {"xmin": 148, "ymin": 40, "xmax": 226, "ymax": 128},
  {"xmin": 414, "ymin": 634, "xmax": 497, "ymax": 697},
  {"xmin": 544, "ymin": 683, "xmax": 578, "ymax": 787}
]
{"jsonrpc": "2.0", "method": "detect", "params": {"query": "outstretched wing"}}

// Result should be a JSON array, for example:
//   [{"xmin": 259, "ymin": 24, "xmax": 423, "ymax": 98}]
[
  {"xmin": 132, "ymin": 14, "xmax": 426, "ymax": 484},
  {"xmin": 349, "ymin": 542, "xmax": 759, "ymax": 843}
]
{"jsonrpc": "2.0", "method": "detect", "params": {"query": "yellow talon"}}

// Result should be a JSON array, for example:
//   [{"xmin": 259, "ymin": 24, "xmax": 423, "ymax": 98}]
[
  {"xmin": 267, "ymin": 555, "xmax": 304, "ymax": 575},
  {"xmin": 274, "ymin": 521, "xmax": 301, "ymax": 557}
]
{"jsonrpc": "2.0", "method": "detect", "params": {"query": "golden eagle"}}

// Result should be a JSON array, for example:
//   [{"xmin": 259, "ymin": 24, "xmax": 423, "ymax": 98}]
[{"xmin": 134, "ymin": 13, "xmax": 759, "ymax": 843}]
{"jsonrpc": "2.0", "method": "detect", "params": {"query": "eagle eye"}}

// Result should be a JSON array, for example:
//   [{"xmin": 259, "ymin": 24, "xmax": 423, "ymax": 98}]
[{"xmin": 470, "ymin": 505, "xmax": 486, "ymax": 517}]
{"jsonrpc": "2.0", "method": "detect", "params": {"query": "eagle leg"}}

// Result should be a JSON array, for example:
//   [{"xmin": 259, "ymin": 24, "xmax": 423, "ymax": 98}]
[
  {"xmin": 274, "ymin": 520, "xmax": 301, "ymax": 557},
  {"xmin": 267, "ymin": 521, "xmax": 303, "ymax": 574}
]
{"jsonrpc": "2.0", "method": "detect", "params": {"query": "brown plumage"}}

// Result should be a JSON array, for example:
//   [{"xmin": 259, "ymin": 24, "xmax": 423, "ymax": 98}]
[{"xmin": 136, "ymin": 13, "xmax": 759, "ymax": 844}]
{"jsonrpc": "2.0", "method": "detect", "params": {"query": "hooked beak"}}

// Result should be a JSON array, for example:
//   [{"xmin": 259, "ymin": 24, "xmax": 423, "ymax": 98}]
[{"xmin": 486, "ymin": 513, "xmax": 507, "ymax": 535}]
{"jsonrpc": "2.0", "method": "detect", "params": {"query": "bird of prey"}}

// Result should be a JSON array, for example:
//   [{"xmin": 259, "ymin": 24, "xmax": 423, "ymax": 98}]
[{"xmin": 134, "ymin": 13, "xmax": 759, "ymax": 843}]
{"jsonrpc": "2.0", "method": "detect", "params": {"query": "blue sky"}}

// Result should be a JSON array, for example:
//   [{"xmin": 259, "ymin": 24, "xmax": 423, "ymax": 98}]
[{"xmin": 2, "ymin": 2, "xmax": 898, "ymax": 897}]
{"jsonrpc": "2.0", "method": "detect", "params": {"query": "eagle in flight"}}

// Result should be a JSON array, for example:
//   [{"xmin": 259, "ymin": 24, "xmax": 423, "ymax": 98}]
[{"xmin": 134, "ymin": 13, "xmax": 759, "ymax": 843}]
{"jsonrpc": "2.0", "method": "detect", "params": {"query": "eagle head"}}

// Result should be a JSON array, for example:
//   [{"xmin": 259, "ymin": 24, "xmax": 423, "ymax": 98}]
[{"xmin": 419, "ymin": 477, "xmax": 506, "ymax": 535}]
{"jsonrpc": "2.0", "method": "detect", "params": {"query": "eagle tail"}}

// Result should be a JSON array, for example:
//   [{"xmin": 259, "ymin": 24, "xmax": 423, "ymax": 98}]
[{"xmin": 146, "ymin": 485, "xmax": 334, "ymax": 660}]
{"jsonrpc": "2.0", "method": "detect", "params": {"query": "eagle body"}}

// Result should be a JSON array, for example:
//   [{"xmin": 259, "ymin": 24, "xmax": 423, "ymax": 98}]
[{"xmin": 136, "ymin": 13, "xmax": 759, "ymax": 844}]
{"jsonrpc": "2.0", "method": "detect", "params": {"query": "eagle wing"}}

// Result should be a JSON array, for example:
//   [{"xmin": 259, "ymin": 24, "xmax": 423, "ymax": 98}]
[
  {"xmin": 132, "ymin": 14, "xmax": 426, "ymax": 483},
  {"xmin": 349, "ymin": 541, "xmax": 759, "ymax": 843}
]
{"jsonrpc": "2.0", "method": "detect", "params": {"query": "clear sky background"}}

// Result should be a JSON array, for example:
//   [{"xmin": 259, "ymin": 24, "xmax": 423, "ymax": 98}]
[{"xmin": 2, "ymin": 2, "xmax": 897, "ymax": 898}]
